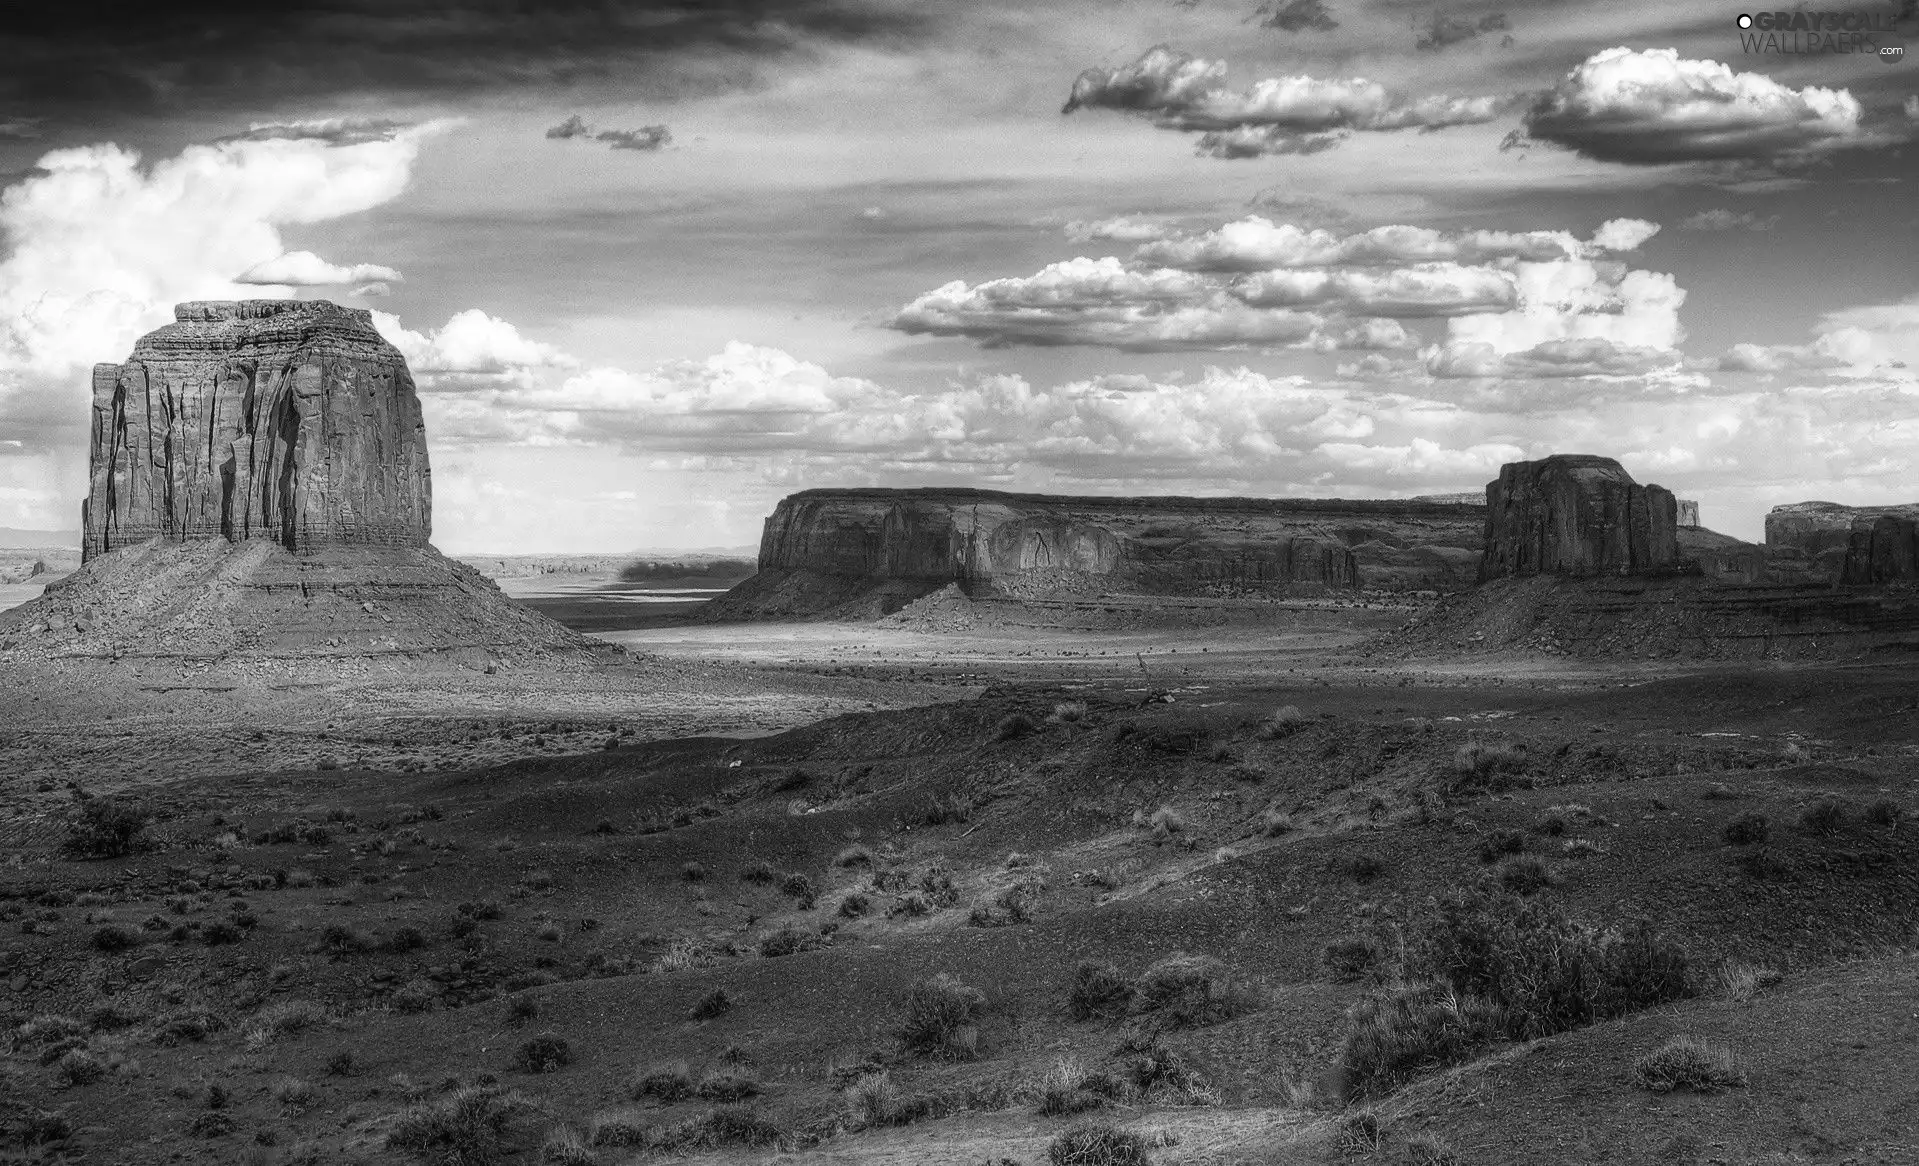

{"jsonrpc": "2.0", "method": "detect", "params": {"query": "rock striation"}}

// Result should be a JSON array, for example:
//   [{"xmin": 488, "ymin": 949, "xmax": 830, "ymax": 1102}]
[
  {"xmin": 82, "ymin": 300, "xmax": 430, "ymax": 561},
  {"xmin": 1480, "ymin": 455, "xmax": 1679, "ymax": 581},
  {"xmin": 712, "ymin": 488, "xmax": 1486, "ymax": 619},
  {"xmin": 1765, "ymin": 501, "xmax": 1919, "ymax": 583}
]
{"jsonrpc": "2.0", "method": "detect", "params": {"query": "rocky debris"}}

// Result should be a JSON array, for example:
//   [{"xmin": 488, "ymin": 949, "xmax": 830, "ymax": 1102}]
[
  {"xmin": 1677, "ymin": 499, "xmax": 1700, "ymax": 528},
  {"xmin": 0, "ymin": 538, "xmax": 605, "ymax": 663},
  {"xmin": 1480, "ymin": 455, "xmax": 1679, "ymax": 581},
  {"xmin": 714, "ymin": 488, "xmax": 1486, "ymax": 619},
  {"xmin": 1767, "ymin": 502, "xmax": 1919, "ymax": 582},
  {"xmin": 83, "ymin": 300, "xmax": 430, "ymax": 561},
  {"xmin": 1842, "ymin": 516, "xmax": 1919, "ymax": 585}
]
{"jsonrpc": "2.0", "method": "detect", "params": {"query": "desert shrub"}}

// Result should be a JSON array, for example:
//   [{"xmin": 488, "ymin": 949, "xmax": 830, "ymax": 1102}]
[
  {"xmin": 386, "ymin": 1084, "xmax": 547, "ymax": 1164},
  {"xmin": 778, "ymin": 872, "xmax": 817, "ymax": 909},
  {"xmin": 758, "ymin": 926, "xmax": 825, "ymax": 958},
  {"xmin": 1719, "ymin": 812, "xmax": 1769, "ymax": 846},
  {"xmin": 1734, "ymin": 847, "xmax": 1795, "ymax": 880},
  {"xmin": 1495, "ymin": 855, "xmax": 1555, "ymax": 895},
  {"xmin": 328, "ymin": 1051, "xmax": 358, "ymax": 1076},
  {"xmin": 382, "ymin": 926, "xmax": 427, "ymax": 953},
  {"xmin": 838, "ymin": 892, "xmax": 871, "ymax": 919},
  {"xmin": 1865, "ymin": 799, "xmax": 1904, "ymax": 827},
  {"xmin": 1120, "ymin": 1044, "xmax": 1212, "ymax": 1105},
  {"xmin": 61, "ymin": 795, "xmax": 149, "ymax": 859},
  {"xmin": 242, "ymin": 1000, "xmax": 326, "ymax": 1046},
  {"xmin": 1562, "ymin": 837, "xmax": 1606, "ymax": 857},
  {"xmin": 1048, "ymin": 1120, "xmax": 1148, "ymax": 1166},
  {"xmin": 535, "ymin": 920, "xmax": 564, "ymax": 943},
  {"xmin": 187, "ymin": 1112, "xmax": 236, "ymax": 1137},
  {"xmin": 505, "ymin": 995, "xmax": 539, "ymax": 1026},
  {"xmin": 924, "ymin": 792, "xmax": 979, "ymax": 826},
  {"xmin": 889, "ymin": 891, "xmax": 933, "ymax": 917},
  {"xmin": 513, "ymin": 1033, "xmax": 572, "ymax": 1074},
  {"xmin": 1717, "ymin": 961, "xmax": 1781, "ymax": 1003},
  {"xmin": 1323, "ymin": 936, "xmax": 1383, "ymax": 983},
  {"xmin": 1452, "ymin": 741, "xmax": 1527, "ymax": 786},
  {"xmin": 540, "ymin": 1125, "xmax": 595, "ymax": 1165},
  {"xmin": 1477, "ymin": 829, "xmax": 1525, "ymax": 863},
  {"xmin": 252, "ymin": 818, "xmax": 331, "ymax": 846},
  {"xmin": 272, "ymin": 1076, "xmax": 315, "ymax": 1111},
  {"xmin": 1146, "ymin": 805, "xmax": 1184, "ymax": 844},
  {"xmin": 833, "ymin": 844, "xmax": 874, "ymax": 869},
  {"xmin": 1068, "ymin": 959, "xmax": 1134, "ymax": 1021},
  {"xmin": 691, "ymin": 988, "xmax": 732, "ymax": 1021},
  {"xmin": 899, "ymin": 973, "xmax": 986, "ymax": 1058},
  {"xmin": 1632, "ymin": 1035, "xmax": 1746, "ymax": 1092},
  {"xmin": 16, "ymin": 1014, "xmax": 88, "ymax": 1048},
  {"xmin": 680, "ymin": 861, "xmax": 707, "ymax": 883},
  {"xmin": 1335, "ymin": 1110, "xmax": 1384, "ymax": 1154},
  {"xmin": 1406, "ymin": 891, "xmax": 1690, "ymax": 1042},
  {"xmin": 87, "ymin": 1002, "xmax": 143, "ymax": 1032},
  {"xmin": 1050, "ymin": 700, "xmax": 1088, "ymax": 724},
  {"xmin": 321, "ymin": 923, "xmax": 373, "ymax": 953},
  {"xmin": 1132, "ymin": 953, "xmax": 1251, "ymax": 1028},
  {"xmin": 8, "ymin": 1105, "xmax": 71, "ymax": 1146},
  {"xmin": 1335, "ymin": 982, "xmax": 1506, "ymax": 1099},
  {"xmin": 1259, "ymin": 808, "xmax": 1294, "ymax": 837},
  {"xmin": 994, "ymin": 712, "xmax": 1038, "ymax": 742},
  {"xmin": 1532, "ymin": 812, "xmax": 1567, "ymax": 837},
  {"xmin": 694, "ymin": 1069, "xmax": 758, "ymax": 1101},
  {"xmin": 1258, "ymin": 705, "xmax": 1308, "ymax": 740},
  {"xmin": 1799, "ymin": 798, "xmax": 1846, "ymax": 834},
  {"xmin": 156, "ymin": 1008, "xmax": 227, "ymax": 1044},
  {"xmin": 1036, "ymin": 1058, "xmax": 1108, "ymax": 1117},
  {"xmin": 632, "ymin": 1060, "xmax": 693, "ymax": 1101},
  {"xmin": 90, "ymin": 922, "xmax": 142, "ymax": 952},
  {"xmin": 917, "ymin": 867, "xmax": 962, "ymax": 906},
  {"xmin": 650, "ymin": 936, "xmax": 722, "ymax": 974},
  {"xmin": 393, "ymin": 979, "xmax": 439, "ymax": 1014},
  {"xmin": 1344, "ymin": 853, "xmax": 1384, "ymax": 883},
  {"xmin": 1404, "ymin": 1132, "xmax": 1462, "ymax": 1166},
  {"xmin": 52, "ymin": 1048, "xmax": 105, "ymax": 1086},
  {"xmin": 648, "ymin": 1106, "xmax": 786, "ymax": 1151}
]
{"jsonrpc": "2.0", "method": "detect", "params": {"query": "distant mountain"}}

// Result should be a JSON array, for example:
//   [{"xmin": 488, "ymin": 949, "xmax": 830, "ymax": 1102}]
[{"xmin": 0, "ymin": 528, "xmax": 80, "ymax": 549}]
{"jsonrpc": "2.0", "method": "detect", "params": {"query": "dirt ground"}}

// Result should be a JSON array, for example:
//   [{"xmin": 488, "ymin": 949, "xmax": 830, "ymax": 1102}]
[{"xmin": 3, "ymin": 571, "xmax": 1917, "ymax": 1166}]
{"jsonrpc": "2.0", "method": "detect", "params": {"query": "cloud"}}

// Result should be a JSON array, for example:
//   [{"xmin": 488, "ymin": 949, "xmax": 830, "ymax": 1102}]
[
  {"xmin": 217, "ymin": 118, "xmax": 418, "ymax": 146},
  {"xmin": 0, "ymin": 118, "xmax": 43, "ymax": 140},
  {"xmin": 546, "ymin": 115, "xmax": 673, "ymax": 151},
  {"xmin": 1064, "ymin": 217, "xmax": 1176, "ymax": 243},
  {"xmin": 0, "ymin": 1, "xmax": 933, "ymax": 113},
  {"xmin": 0, "ymin": 125, "xmax": 441, "ymax": 456},
  {"xmin": 373, "ymin": 309, "xmax": 576, "ymax": 385},
  {"xmin": 1134, "ymin": 217, "xmax": 1582, "ymax": 272},
  {"xmin": 1415, "ymin": 10, "xmax": 1510, "ymax": 52},
  {"xmin": 1061, "ymin": 45, "xmax": 1511, "ymax": 157},
  {"xmin": 350, "ymin": 281, "xmax": 393, "ymax": 298},
  {"xmin": 1234, "ymin": 263, "xmax": 1517, "ymax": 316},
  {"xmin": 1679, "ymin": 208, "xmax": 1778, "ymax": 231},
  {"xmin": 596, "ymin": 125, "xmax": 673, "ymax": 151},
  {"xmin": 1588, "ymin": 217, "xmax": 1659, "ymax": 252},
  {"xmin": 1425, "ymin": 337, "xmax": 1680, "ymax": 379},
  {"xmin": 1715, "ymin": 294, "xmax": 1919, "ymax": 377},
  {"xmin": 236, "ymin": 250, "xmax": 403, "ymax": 287},
  {"xmin": 1255, "ymin": 0, "xmax": 1339, "ymax": 32},
  {"xmin": 1907, "ymin": 95, "xmax": 1919, "ymax": 122},
  {"xmin": 1523, "ymin": 47, "xmax": 1877, "ymax": 165},
  {"xmin": 1440, "ymin": 260, "xmax": 1686, "ymax": 355}
]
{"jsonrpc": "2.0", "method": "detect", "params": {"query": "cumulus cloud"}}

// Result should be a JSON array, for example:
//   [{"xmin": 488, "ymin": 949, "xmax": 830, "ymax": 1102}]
[
  {"xmin": 374, "ymin": 309, "xmax": 576, "ymax": 386},
  {"xmin": 1715, "ymin": 294, "xmax": 1919, "ymax": 377},
  {"xmin": 218, "ymin": 118, "xmax": 418, "ymax": 146},
  {"xmin": 1061, "ymin": 46, "xmax": 1511, "ymax": 156},
  {"xmin": 0, "ymin": 125, "xmax": 442, "ymax": 452},
  {"xmin": 236, "ymin": 250, "xmax": 403, "ymax": 287},
  {"xmin": 1523, "ymin": 47, "xmax": 1877, "ymax": 164},
  {"xmin": 1425, "ymin": 337, "xmax": 1680, "ymax": 379},
  {"xmin": 1064, "ymin": 217, "xmax": 1176, "ymax": 243},
  {"xmin": 1255, "ymin": 0, "xmax": 1339, "ymax": 32},
  {"xmin": 546, "ymin": 115, "xmax": 673, "ymax": 151},
  {"xmin": 1680, "ymin": 208, "xmax": 1779, "ymax": 231},
  {"xmin": 1588, "ymin": 217, "xmax": 1660, "ymax": 252},
  {"xmin": 1134, "ymin": 217, "xmax": 1582, "ymax": 272},
  {"xmin": 1234, "ymin": 263, "xmax": 1517, "ymax": 316}
]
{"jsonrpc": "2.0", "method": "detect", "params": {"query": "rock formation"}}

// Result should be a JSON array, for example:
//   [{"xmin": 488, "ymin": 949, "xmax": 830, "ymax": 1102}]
[
  {"xmin": 82, "ymin": 300, "xmax": 430, "ymax": 561},
  {"xmin": 1479, "ymin": 455, "xmax": 1680, "ymax": 581},
  {"xmin": 1677, "ymin": 499, "xmax": 1699, "ymax": 528},
  {"xmin": 712, "ymin": 488, "xmax": 1486, "ymax": 619},
  {"xmin": 1765, "ymin": 501, "xmax": 1919, "ymax": 582},
  {"xmin": 1841, "ymin": 516, "xmax": 1919, "ymax": 585}
]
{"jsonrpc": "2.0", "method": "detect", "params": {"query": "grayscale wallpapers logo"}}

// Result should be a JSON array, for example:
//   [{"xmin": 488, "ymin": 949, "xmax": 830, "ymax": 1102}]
[{"xmin": 1735, "ymin": 8, "xmax": 1907, "ymax": 60}]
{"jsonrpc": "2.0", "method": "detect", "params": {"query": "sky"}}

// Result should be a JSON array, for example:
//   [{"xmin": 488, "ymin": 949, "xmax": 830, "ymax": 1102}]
[{"xmin": 0, "ymin": 0, "xmax": 1915, "ymax": 552}]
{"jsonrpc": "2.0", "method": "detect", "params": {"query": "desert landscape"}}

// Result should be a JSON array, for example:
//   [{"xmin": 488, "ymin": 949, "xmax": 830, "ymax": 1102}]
[{"xmin": 0, "ymin": 296, "xmax": 1915, "ymax": 1166}]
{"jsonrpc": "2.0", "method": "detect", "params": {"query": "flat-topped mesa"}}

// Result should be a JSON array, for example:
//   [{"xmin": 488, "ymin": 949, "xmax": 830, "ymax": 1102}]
[
  {"xmin": 81, "ymin": 299, "xmax": 430, "ymax": 562},
  {"xmin": 1842, "ymin": 516, "xmax": 1919, "ymax": 585},
  {"xmin": 716, "ymin": 487, "xmax": 1490, "ymax": 618},
  {"xmin": 1480, "ymin": 454, "xmax": 1680, "ymax": 581}
]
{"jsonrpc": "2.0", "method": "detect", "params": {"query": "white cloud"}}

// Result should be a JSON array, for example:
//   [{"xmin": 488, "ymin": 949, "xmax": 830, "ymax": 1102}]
[
  {"xmin": 1234, "ymin": 263, "xmax": 1517, "ymax": 316},
  {"xmin": 1439, "ymin": 259, "xmax": 1686, "ymax": 355},
  {"xmin": 0, "ymin": 124, "xmax": 443, "ymax": 448},
  {"xmin": 1523, "ymin": 47, "xmax": 1878, "ymax": 164},
  {"xmin": 1679, "ymin": 209, "xmax": 1778, "ymax": 232},
  {"xmin": 1064, "ymin": 216, "xmax": 1176, "ymax": 243},
  {"xmin": 373, "ymin": 308, "xmax": 577, "ymax": 384},
  {"xmin": 1062, "ymin": 45, "xmax": 1512, "ymax": 157},
  {"xmin": 1588, "ymin": 217, "xmax": 1660, "ymax": 252},
  {"xmin": 236, "ymin": 249, "xmax": 403, "ymax": 287},
  {"xmin": 1717, "ymin": 294, "xmax": 1919, "ymax": 378},
  {"xmin": 1135, "ymin": 218, "xmax": 1583, "ymax": 272}
]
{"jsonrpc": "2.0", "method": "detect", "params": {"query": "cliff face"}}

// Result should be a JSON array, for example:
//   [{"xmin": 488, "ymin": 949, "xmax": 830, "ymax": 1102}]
[
  {"xmin": 719, "ymin": 488, "xmax": 1486, "ymax": 618},
  {"xmin": 82, "ymin": 300, "xmax": 430, "ymax": 562},
  {"xmin": 1765, "ymin": 502, "xmax": 1919, "ymax": 583},
  {"xmin": 1480, "ymin": 455, "xmax": 1679, "ymax": 581},
  {"xmin": 1841, "ymin": 516, "xmax": 1919, "ymax": 585}
]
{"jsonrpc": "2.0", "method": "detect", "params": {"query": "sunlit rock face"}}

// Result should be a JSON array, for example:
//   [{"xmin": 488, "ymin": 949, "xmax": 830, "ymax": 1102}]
[
  {"xmin": 1765, "ymin": 502, "xmax": 1919, "ymax": 583},
  {"xmin": 1480, "ymin": 455, "xmax": 1679, "ymax": 581},
  {"xmin": 82, "ymin": 300, "xmax": 430, "ymax": 562},
  {"xmin": 1842, "ymin": 516, "xmax": 1919, "ymax": 585}
]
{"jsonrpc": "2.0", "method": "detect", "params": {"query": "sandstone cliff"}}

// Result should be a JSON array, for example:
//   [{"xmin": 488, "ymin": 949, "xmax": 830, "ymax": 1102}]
[
  {"xmin": 1480, "ymin": 455, "xmax": 1679, "ymax": 581},
  {"xmin": 712, "ymin": 488, "xmax": 1486, "ymax": 619},
  {"xmin": 82, "ymin": 300, "xmax": 430, "ymax": 561},
  {"xmin": 1841, "ymin": 516, "xmax": 1919, "ymax": 585},
  {"xmin": 1765, "ymin": 501, "xmax": 1919, "ymax": 582}
]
